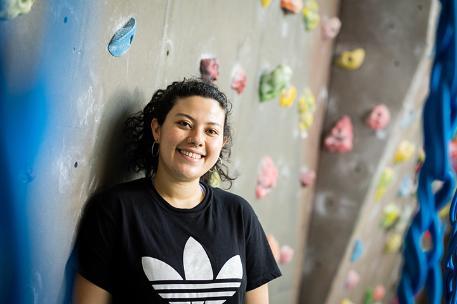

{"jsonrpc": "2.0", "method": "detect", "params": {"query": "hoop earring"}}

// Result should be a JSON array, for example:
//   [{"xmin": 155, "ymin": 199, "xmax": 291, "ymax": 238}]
[
  {"xmin": 151, "ymin": 141, "xmax": 159, "ymax": 157},
  {"xmin": 209, "ymin": 156, "xmax": 222, "ymax": 172}
]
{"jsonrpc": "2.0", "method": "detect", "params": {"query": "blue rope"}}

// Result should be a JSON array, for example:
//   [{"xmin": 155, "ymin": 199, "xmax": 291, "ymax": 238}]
[{"xmin": 398, "ymin": 0, "xmax": 457, "ymax": 303}]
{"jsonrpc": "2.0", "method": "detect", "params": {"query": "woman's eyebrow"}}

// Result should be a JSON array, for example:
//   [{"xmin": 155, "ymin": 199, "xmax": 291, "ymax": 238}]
[{"xmin": 175, "ymin": 113, "xmax": 222, "ymax": 127}]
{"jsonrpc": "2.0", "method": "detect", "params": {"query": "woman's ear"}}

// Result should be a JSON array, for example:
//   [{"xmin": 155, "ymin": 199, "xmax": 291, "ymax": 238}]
[{"xmin": 150, "ymin": 119, "xmax": 161, "ymax": 142}]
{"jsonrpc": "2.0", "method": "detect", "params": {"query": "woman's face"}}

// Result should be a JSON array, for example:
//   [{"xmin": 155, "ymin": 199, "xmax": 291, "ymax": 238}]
[{"xmin": 151, "ymin": 96, "xmax": 226, "ymax": 183}]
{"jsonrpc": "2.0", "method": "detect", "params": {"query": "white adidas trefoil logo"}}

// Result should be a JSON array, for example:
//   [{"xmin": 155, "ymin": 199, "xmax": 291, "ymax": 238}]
[{"xmin": 142, "ymin": 237, "xmax": 243, "ymax": 304}]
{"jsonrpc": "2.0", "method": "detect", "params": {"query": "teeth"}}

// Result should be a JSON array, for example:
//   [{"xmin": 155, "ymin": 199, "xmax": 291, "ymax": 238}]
[{"xmin": 180, "ymin": 149, "xmax": 202, "ymax": 159}]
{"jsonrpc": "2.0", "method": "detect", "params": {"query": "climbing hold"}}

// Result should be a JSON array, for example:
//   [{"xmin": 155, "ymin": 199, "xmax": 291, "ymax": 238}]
[
  {"xmin": 279, "ymin": 245, "xmax": 294, "ymax": 264},
  {"xmin": 208, "ymin": 170, "xmax": 221, "ymax": 188},
  {"xmin": 385, "ymin": 233, "xmax": 402, "ymax": 253},
  {"xmin": 259, "ymin": 64, "xmax": 293, "ymax": 102},
  {"xmin": 321, "ymin": 16, "xmax": 341, "ymax": 40},
  {"xmin": 393, "ymin": 140, "xmax": 415, "ymax": 163},
  {"xmin": 449, "ymin": 138, "xmax": 457, "ymax": 172},
  {"xmin": 108, "ymin": 17, "xmax": 136, "ymax": 57},
  {"xmin": 366, "ymin": 104, "xmax": 391, "ymax": 131},
  {"xmin": 397, "ymin": 176, "xmax": 414, "ymax": 198},
  {"xmin": 364, "ymin": 289, "xmax": 374, "ymax": 304},
  {"xmin": 279, "ymin": 85, "xmax": 297, "ymax": 107},
  {"xmin": 345, "ymin": 269, "xmax": 360, "ymax": 289},
  {"xmin": 302, "ymin": 0, "xmax": 319, "ymax": 31},
  {"xmin": 374, "ymin": 167, "xmax": 394, "ymax": 202},
  {"xmin": 422, "ymin": 230, "xmax": 432, "ymax": 251},
  {"xmin": 336, "ymin": 48, "xmax": 366, "ymax": 70},
  {"xmin": 260, "ymin": 0, "xmax": 272, "ymax": 8},
  {"xmin": 281, "ymin": 0, "xmax": 303, "ymax": 14},
  {"xmin": 297, "ymin": 88, "xmax": 316, "ymax": 138},
  {"xmin": 340, "ymin": 299, "xmax": 354, "ymax": 304},
  {"xmin": 200, "ymin": 57, "xmax": 219, "ymax": 82},
  {"xmin": 324, "ymin": 115, "xmax": 354, "ymax": 153},
  {"xmin": 0, "ymin": 0, "xmax": 35, "ymax": 20},
  {"xmin": 381, "ymin": 203, "xmax": 400, "ymax": 229},
  {"xmin": 351, "ymin": 240, "xmax": 363, "ymax": 262},
  {"xmin": 439, "ymin": 203, "xmax": 450, "ymax": 219},
  {"xmin": 396, "ymin": 205, "xmax": 414, "ymax": 232},
  {"xmin": 373, "ymin": 285, "xmax": 386, "ymax": 301},
  {"xmin": 255, "ymin": 156, "xmax": 278, "ymax": 199},
  {"xmin": 267, "ymin": 234, "xmax": 280, "ymax": 262},
  {"xmin": 231, "ymin": 66, "xmax": 247, "ymax": 94},
  {"xmin": 299, "ymin": 167, "xmax": 316, "ymax": 187}
]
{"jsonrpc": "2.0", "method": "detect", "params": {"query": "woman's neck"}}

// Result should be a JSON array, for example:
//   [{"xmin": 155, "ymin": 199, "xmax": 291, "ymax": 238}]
[{"xmin": 152, "ymin": 172, "xmax": 204, "ymax": 209}]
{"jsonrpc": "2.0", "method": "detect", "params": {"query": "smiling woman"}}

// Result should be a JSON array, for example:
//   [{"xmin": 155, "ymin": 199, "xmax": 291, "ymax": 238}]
[{"xmin": 73, "ymin": 78, "xmax": 281, "ymax": 304}]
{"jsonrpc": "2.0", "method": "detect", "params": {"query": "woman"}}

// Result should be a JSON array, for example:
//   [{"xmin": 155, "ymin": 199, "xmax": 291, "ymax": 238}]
[{"xmin": 73, "ymin": 78, "xmax": 281, "ymax": 303}]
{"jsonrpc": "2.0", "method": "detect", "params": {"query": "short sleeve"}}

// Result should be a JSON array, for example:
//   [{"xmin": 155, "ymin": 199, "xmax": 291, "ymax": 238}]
[
  {"xmin": 75, "ymin": 191, "xmax": 120, "ymax": 293},
  {"xmin": 243, "ymin": 203, "xmax": 281, "ymax": 291}
]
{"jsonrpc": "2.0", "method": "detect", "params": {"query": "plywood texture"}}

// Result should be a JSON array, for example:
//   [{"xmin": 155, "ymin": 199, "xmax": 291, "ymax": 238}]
[
  {"xmin": 1, "ymin": 0, "xmax": 339, "ymax": 303},
  {"xmin": 299, "ymin": 0, "xmax": 436, "ymax": 303}
]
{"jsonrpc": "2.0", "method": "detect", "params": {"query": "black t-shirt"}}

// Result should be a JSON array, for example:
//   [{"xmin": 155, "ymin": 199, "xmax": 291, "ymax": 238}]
[{"xmin": 76, "ymin": 178, "xmax": 281, "ymax": 303}]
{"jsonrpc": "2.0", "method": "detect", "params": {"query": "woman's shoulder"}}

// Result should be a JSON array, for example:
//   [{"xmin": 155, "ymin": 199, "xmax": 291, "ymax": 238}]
[
  {"xmin": 86, "ymin": 177, "xmax": 150, "ymax": 210},
  {"xmin": 94, "ymin": 177, "xmax": 150, "ymax": 198},
  {"xmin": 210, "ymin": 186, "xmax": 256, "ymax": 214}
]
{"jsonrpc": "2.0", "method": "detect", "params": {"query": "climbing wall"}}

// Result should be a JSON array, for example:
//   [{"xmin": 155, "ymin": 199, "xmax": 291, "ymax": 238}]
[
  {"xmin": 0, "ymin": 0, "xmax": 340, "ymax": 303},
  {"xmin": 299, "ymin": 0, "xmax": 438, "ymax": 303}
]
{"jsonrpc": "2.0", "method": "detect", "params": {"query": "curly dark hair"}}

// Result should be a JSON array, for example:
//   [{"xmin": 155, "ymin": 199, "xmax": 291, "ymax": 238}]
[{"xmin": 124, "ymin": 78, "xmax": 235, "ymax": 187}]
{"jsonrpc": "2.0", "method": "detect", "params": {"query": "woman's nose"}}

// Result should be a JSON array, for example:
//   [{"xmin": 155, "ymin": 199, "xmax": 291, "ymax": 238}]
[{"xmin": 187, "ymin": 130, "xmax": 204, "ymax": 146}]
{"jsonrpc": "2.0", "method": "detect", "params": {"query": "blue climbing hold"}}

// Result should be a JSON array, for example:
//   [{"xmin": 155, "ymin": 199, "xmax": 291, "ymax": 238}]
[
  {"xmin": 108, "ymin": 17, "xmax": 136, "ymax": 57},
  {"xmin": 351, "ymin": 240, "xmax": 363, "ymax": 262}
]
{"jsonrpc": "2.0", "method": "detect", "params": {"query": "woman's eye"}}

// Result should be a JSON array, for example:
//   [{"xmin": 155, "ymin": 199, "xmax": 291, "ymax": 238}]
[
  {"xmin": 177, "ymin": 121, "xmax": 191, "ymax": 128},
  {"xmin": 206, "ymin": 129, "xmax": 219, "ymax": 136}
]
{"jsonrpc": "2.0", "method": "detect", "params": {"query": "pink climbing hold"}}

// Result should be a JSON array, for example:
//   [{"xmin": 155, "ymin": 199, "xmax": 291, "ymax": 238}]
[
  {"xmin": 373, "ymin": 285, "xmax": 386, "ymax": 301},
  {"xmin": 200, "ymin": 57, "xmax": 219, "ymax": 81},
  {"xmin": 321, "ymin": 16, "xmax": 341, "ymax": 39},
  {"xmin": 450, "ymin": 139, "xmax": 457, "ymax": 172},
  {"xmin": 280, "ymin": 0, "xmax": 303, "ymax": 14},
  {"xmin": 279, "ymin": 245, "xmax": 294, "ymax": 264},
  {"xmin": 366, "ymin": 104, "xmax": 391, "ymax": 130},
  {"xmin": 231, "ymin": 66, "xmax": 247, "ymax": 94},
  {"xmin": 255, "ymin": 156, "xmax": 278, "ymax": 199},
  {"xmin": 345, "ymin": 270, "xmax": 360, "ymax": 289},
  {"xmin": 299, "ymin": 167, "xmax": 316, "ymax": 187},
  {"xmin": 324, "ymin": 115, "xmax": 353, "ymax": 153}
]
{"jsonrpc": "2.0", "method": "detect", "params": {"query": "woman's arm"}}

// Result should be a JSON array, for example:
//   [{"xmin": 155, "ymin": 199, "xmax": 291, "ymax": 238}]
[
  {"xmin": 245, "ymin": 283, "xmax": 269, "ymax": 304},
  {"xmin": 73, "ymin": 273, "xmax": 111, "ymax": 304}
]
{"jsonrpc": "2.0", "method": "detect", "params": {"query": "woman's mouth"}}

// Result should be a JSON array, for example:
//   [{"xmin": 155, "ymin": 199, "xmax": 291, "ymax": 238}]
[{"xmin": 177, "ymin": 149, "xmax": 204, "ymax": 159}]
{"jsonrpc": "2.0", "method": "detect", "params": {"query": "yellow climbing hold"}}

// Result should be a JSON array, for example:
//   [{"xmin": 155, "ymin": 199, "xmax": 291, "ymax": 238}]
[
  {"xmin": 374, "ymin": 167, "xmax": 394, "ymax": 202},
  {"xmin": 297, "ymin": 88, "xmax": 316, "ymax": 138},
  {"xmin": 0, "ymin": 0, "xmax": 35, "ymax": 20},
  {"xmin": 385, "ymin": 233, "xmax": 402, "ymax": 253},
  {"xmin": 208, "ymin": 170, "xmax": 222, "ymax": 188},
  {"xmin": 440, "ymin": 203, "xmax": 450, "ymax": 219},
  {"xmin": 302, "ymin": 0, "xmax": 319, "ymax": 31},
  {"xmin": 394, "ymin": 140, "xmax": 416, "ymax": 163},
  {"xmin": 336, "ymin": 48, "xmax": 366, "ymax": 70},
  {"xmin": 382, "ymin": 203, "xmax": 400, "ymax": 229},
  {"xmin": 260, "ymin": 0, "xmax": 272, "ymax": 8},
  {"xmin": 340, "ymin": 298, "xmax": 354, "ymax": 304},
  {"xmin": 279, "ymin": 85, "xmax": 297, "ymax": 107}
]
